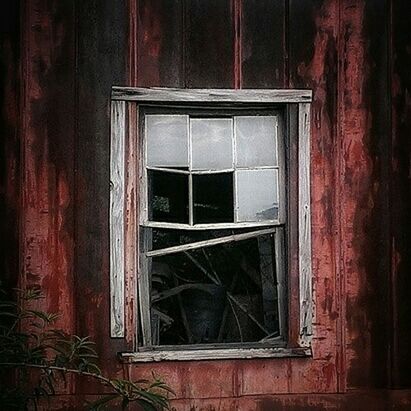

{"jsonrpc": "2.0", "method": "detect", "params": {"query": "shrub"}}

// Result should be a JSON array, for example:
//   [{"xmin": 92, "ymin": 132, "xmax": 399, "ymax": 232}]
[{"xmin": 0, "ymin": 287, "xmax": 173, "ymax": 410}]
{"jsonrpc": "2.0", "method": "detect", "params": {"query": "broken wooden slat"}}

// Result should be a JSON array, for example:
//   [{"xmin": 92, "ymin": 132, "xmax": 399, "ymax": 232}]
[
  {"xmin": 144, "ymin": 220, "xmax": 279, "ymax": 231},
  {"xmin": 146, "ymin": 227, "xmax": 276, "ymax": 257},
  {"xmin": 112, "ymin": 87, "xmax": 312, "ymax": 103},
  {"xmin": 110, "ymin": 100, "xmax": 126, "ymax": 338},
  {"xmin": 298, "ymin": 102, "xmax": 313, "ymax": 346}
]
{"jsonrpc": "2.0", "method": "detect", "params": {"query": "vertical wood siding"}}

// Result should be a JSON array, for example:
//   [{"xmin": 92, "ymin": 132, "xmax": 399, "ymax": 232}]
[
  {"xmin": 7, "ymin": 0, "xmax": 410, "ymax": 408},
  {"xmin": 74, "ymin": 0, "xmax": 128, "ymax": 395},
  {"xmin": 391, "ymin": 0, "xmax": 411, "ymax": 388},
  {"xmin": 0, "ymin": 1, "xmax": 20, "ymax": 291}
]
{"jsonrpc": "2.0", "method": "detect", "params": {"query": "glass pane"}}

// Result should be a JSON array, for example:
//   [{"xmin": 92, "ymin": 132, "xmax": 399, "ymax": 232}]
[
  {"xmin": 191, "ymin": 118, "xmax": 233, "ymax": 170},
  {"xmin": 236, "ymin": 169, "xmax": 279, "ymax": 222},
  {"xmin": 235, "ymin": 116, "xmax": 278, "ymax": 167},
  {"xmin": 193, "ymin": 173, "xmax": 234, "ymax": 224},
  {"xmin": 146, "ymin": 115, "xmax": 188, "ymax": 169},
  {"xmin": 148, "ymin": 170, "xmax": 189, "ymax": 223},
  {"xmin": 150, "ymin": 233, "xmax": 279, "ymax": 345}
]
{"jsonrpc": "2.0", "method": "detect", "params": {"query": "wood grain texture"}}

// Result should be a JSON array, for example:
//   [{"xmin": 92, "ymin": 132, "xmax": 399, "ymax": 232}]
[
  {"xmin": 298, "ymin": 102, "xmax": 313, "ymax": 347},
  {"xmin": 136, "ymin": 0, "xmax": 184, "ymax": 87},
  {"xmin": 241, "ymin": 0, "xmax": 287, "ymax": 88},
  {"xmin": 11, "ymin": 0, "xmax": 410, "ymax": 406},
  {"xmin": 341, "ymin": 0, "xmax": 391, "ymax": 389},
  {"xmin": 110, "ymin": 101, "xmax": 126, "ymax": 338},
  {"xmin": 289, "ymin": 0, "xmax": 339, "ymax": 393},
  {"xmin": 185, "ymin": 0, "xmax": 234, "ymax": 88},
  {"xmin": 75, "ymin": 0, "xmax": 128, "ymax": 387},
  {"xmin": 21, "ymin": 0, "xmax": 76, "ymax": 338},
  {"xmin": 146, "ymin": 227, "xmax": 276, "ymax": 257},
  {"xmin": 121, "ymin": 347, "xmax": 311, "ymax": 362},
  {"xmin": 390, "ymin": 0, "xmax": 411, "ymax": 388},
  {"xmin": 20, "ymin": 0, "xmax": 77, "ymax": 394},
  {"xmin": 124, "ymin": 102, "xmax": 138, "ymax": 348},
  {"xmin": 0, "ymin": 0, "xmax": 20, "ymax": 290},
  {"xmin": 275, "ymin": 228, "xmax": 287, "ymax": 339},
  {"xmin": 112, "ymin": 86, "xmax": 312, "ymax": 103}
]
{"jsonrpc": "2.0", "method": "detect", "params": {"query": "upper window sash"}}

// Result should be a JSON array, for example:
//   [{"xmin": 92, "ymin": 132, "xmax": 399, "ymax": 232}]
[{"xmin": 142, "ymin": 113, "xmax": 284, "ymax": 228}]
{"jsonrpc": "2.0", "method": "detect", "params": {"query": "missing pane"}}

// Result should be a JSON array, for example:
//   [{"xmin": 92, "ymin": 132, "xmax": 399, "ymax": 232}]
[
  {"xmin": 193, "ymin": 173, "xmax": 234, "ymax": 224},
  {"xmin": 150, "ymin": 233, "xmax": 279, "ymax": 345},
  {"xmin": 149, "ymin": 170, "xmax": 189, "ymax": 224}
]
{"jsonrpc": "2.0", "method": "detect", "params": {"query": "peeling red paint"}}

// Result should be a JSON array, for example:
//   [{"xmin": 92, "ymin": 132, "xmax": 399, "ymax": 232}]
[{"xmin": 3, "ymin": 0, "xmax": 409, "ymax": 407}]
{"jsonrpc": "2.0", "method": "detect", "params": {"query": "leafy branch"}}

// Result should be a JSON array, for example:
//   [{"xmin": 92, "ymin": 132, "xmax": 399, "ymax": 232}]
[{"xmin": 0, "ymin": 286, "xmax": 173, "ymax": 410}]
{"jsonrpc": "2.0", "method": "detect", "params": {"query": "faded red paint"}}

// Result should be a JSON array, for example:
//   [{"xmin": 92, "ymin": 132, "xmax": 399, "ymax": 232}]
[
  {"xmin": 21, "ymin": 1, "xmax": 75, "ymax": 334},
  {"xmin": 2, "ymin": 0, "xmax": 409, "ymax": 408}
]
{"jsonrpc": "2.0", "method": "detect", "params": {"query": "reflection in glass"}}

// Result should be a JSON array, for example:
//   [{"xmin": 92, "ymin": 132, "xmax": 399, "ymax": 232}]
[
  {"xmin": 146, "ymin": 115, "xmax": 188, "ymax": 168},
  {"xmin": 235, "ymin": 116, "xmax": 278, "ymax": 167},
  {"xmin": 236, "ymin": 169, "xmax": 279, "ymax": 222},
  {"xmin": 191, "ymin": 118, "xmax": 233, "ymax": 170}
]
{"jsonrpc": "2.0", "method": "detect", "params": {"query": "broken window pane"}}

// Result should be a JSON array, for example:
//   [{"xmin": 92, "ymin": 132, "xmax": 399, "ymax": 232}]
[
  {"xmin": 191, "ymin": 118, "xmax": 233, "ymax": 170},
  {"xmin": 150, "ymin": 233, "xmax": 279, "ymax": 345},
  {"xmin": 193, "ymin": 173, "xmax": 234, "ymax": 224},
  {"xmin": 235, "ymin": 116, "xmax": 278, "ymax": 167},
  {"xmin": 148, "ymin": 170, "xmax": 189, "ymax": 223},
  {"xmin": 236, "ymin": 169, "xmax": 279, "ymax": 222},
  {"xmin": 146, "ymin": 115, "xmax": 188, "ymax": 168}
]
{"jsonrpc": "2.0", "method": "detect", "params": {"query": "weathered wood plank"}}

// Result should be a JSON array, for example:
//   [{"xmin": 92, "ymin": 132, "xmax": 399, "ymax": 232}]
[
  {"xmin": 341, "ymin": 0, "xmax": 391, "ymax": 389},
  {"xmin": 391, "ymin": 0, "xmax": 411, "ymax": 388},
  {"xmin": 22, "ymin": 0, "xmax": 77, "ymax": 329},
  {"xmin": 20, "ymin": 0, "xmax": 77, "ymax": 394},
  {"xmin": 139, "ymin": 229, "xmax": 152, "ymax": 346},
  {"xmin": 136, "ymin": 0, "xmax": 184, "ymax": 87},
  {"xmin": 275, "ymin": 228, "xmax": 287, "ymax": 339},
  {"xmin": 241, "ymin": 0, "xmax": 286, "ymax": 88},
  {"xmin": 146, "ymin": 227, "xmax": 276, "ymax": 258},
  {"xmin": 143, "ymin": 220, "xmax": 281, "ymax": 231},
  {"xmin": 124, "ymin": 103, "xmax": 138, "ymax": 348},
  {"xmin": 110, "ymin": 101, "xmax": 126, "ymax": 338},
  {"xmin": 121, "ymin": 347, "xmax": 311, "ymax": 362},
  {"xmin": 289, "ymin": 0, "xmax": 339, "ymax": 393},
  {"xmin": 185, "ymin": 0, "xmax": 234, "ymax": 88},
  {"xmin": 112, "ymin": 87, "xmax": 312, "ymax": 103},
  {"xmin": 75, "ymin": 0, "xmax": 128, "ymax": 386},
  {"xmin": 298, "ymin": 102, "xmax": 312, "ymax": 347},
  {"xmin": 0, "ymin": 0, "xmax": 20, "ymax": 290}
]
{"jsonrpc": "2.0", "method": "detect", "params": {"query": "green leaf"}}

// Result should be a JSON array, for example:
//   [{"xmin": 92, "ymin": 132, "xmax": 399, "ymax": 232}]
[{"xmin": 86, "ymin": 394, "xmax": 119, "ymax": 410}]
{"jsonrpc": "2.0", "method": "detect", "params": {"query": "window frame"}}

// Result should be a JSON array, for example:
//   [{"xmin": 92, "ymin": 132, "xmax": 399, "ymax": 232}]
[{"xmin": 109, "ymin": 87, "xmax": 313, "ymax": 362}]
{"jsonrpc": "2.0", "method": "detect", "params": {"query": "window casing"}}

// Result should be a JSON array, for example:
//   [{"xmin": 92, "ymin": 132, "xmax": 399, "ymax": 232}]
[{"xmin": 109, "ymin": 88, "xmax": 313, "ymax": 361}]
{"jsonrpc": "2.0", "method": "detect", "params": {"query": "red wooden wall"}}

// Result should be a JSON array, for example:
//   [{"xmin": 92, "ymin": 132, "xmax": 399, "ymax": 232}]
[{"xmin": 1, "ymin": 0, "xmax": 411, "ymax": 409}]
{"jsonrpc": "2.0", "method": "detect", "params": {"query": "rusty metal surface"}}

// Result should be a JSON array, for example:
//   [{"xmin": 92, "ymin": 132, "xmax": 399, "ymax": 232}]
[{"xmin": 2, "ymin": 0, "xmax": 410, "ymax": 407}]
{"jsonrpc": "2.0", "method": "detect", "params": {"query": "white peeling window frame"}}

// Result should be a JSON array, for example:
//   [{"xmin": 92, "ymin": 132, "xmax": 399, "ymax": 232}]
[{"xmin": 109, "ymin": 87, "xmax": 313, "ymax": 362}]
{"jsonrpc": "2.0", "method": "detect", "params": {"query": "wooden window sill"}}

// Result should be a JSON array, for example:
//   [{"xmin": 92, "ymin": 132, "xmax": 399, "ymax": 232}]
[{"xmin": 119, "ymin": 346, "xmax": 312, "ymax": 363}]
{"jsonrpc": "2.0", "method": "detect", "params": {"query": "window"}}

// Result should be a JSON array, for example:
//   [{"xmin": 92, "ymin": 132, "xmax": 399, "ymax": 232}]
[{"xmin": 110, "ymin": 88, "xmax": 313, "ymax": 361}]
